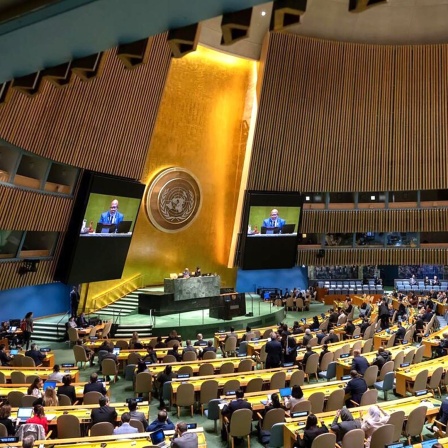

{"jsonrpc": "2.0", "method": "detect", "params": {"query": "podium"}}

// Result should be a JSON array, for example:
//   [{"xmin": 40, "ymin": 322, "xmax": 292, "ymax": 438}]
[{"xmin": 209, "ymin": 293, "xmax": 246, "ymax": 320}]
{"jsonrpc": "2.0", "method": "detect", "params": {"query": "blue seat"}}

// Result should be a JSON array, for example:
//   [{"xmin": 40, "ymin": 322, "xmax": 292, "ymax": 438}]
[
  {"xmin": 204, "ymin": 398, "xmax": 221, "ymax": 433},
  {"xmin": 237, "ymin": 341, "xmax": 248, "ymax": 357},
  {"xmin": 374, "ymin": 371, "xmax": 395, "ymax": 400},
  {"xmin": 124, "ymin": 363, "xmax": 136, "ymax": 381},
  {"xmin": 268, "ymin": 422, "xmax": 285, "ymax": 448},
  {"xmin": 318, "ymin": 361, "xmax": 336, "ymax": 382}
]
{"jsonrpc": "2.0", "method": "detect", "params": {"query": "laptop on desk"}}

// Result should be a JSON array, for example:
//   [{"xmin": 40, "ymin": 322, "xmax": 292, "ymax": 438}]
[
  {"xmin": 117, "ymin": 220, "xmax": 132, "ymax": 233},
  {"xmin": 95, "ymin": 223, "xmax": 117, "ymax": 234},
  {"xmin": 280, "ymin": 224, "xmax": 295, "ymax": 234},
  {"xmin": 43, "ymin": 380, "xmax": 57, "ymax": 391},
  {"xmin": 16, "ymin": 408, "xmax": 33, "ymax": 420},
  {"xmin": 261, "ymin": 226, "xmax": 280, "ymax": 235},
  {"xmin": 149, "ymin": 429, "xmax": 170, "ymax": 448}
]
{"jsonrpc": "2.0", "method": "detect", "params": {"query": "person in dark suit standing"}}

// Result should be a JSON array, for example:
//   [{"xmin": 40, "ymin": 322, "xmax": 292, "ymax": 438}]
[
  {"xmin": 70, "ymin": 286, "xmax": 80, "ymax": 318},
  {"xmin": 344, "ymin": 370, "xmax": 368, "ymax": 407},
  {"xmin": 394, "ymin": 321, "xmax": 406, "ymax": 344},
  {"xmin": 221, "ymin": 389, "xmax": 252, "ymax": 441},
  {"xmin": 378, "ymin": 298, "xmax": 390, "ymax": 329},
  {"xmin": 351, "ymin": 350, "xmax": 369, "ymax": 375},
  {"xmin": 99, "ymin": 199, "xmax": 124, "ymax": 225},
  {"xmin": 91, "ymin": 395, "xmax": 117, "ymax": 425},
  {"xmin": 83, "ymin": 372, "xmax": 107, "ymax": 395},
  {"xmin": 265, "ymin": 332, "xmax": 283, "ymax": 368}
]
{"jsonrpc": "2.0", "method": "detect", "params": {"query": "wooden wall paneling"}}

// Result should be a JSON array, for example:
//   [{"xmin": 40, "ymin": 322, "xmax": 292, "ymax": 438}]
[
  {"xmin": 0, "ymin": 184, "xmax": 72, "ymax": 231},
  {"xmin": 0, "ymin": 33, "xmax": 171, "ymax": 180},
  {"xmin": 300, "ymin": 209, "xmax": 448, "ymax": 233},
  {"xmin": 249, "ymin": 34, "xmax": 448, "ymax": 193},
  {"xmin": 297, "ymin": 248, "xmax": 448, "ymax": 267}
]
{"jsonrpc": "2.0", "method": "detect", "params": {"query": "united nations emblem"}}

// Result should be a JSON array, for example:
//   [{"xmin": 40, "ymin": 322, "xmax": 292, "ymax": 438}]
[{"xmin": 146, "ymin": 168, "xmax": 202, "ymax": 232}]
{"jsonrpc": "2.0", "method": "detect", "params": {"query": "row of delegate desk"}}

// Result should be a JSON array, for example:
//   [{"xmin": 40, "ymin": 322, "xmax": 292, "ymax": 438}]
[
  {"xmin": 0, "ymin": 430, "xmax": 207, "ymax": 448},
  {"xmin": 281, "ymin": 393, "xmax": 440, "ymax": 448}
]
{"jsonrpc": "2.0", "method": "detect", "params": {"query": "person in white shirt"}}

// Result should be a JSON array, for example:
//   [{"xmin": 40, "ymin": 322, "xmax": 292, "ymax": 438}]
[{"xmin": 48, "ymin": 365, "xmax": 65, "ymax": 383}]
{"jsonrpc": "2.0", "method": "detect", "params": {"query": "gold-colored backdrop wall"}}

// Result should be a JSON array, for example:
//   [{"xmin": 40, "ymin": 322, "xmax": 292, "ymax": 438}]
[{"xmin": 85, "ymin": 46, "xmax": 256, "ymax": 305}]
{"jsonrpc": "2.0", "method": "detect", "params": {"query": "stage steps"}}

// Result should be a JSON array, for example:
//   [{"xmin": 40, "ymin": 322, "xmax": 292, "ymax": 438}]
[
  {"xmin": 113, "ymin": 323, "xmax": 153, "ymax": 339},
  {"xmin": 95, "ymin": 292, "xmax": 140, "ymax": 317},
  {"xmin": 32, "ymin": 321, "xmax": 66, "ymax": 342}
]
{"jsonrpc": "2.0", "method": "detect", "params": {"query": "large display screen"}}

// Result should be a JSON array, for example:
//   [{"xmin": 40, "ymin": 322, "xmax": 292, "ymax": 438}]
[
  {"xmin": 55, "ymin": 171, "xmax": 145, "ymax": 284},
  {"xmin": 239, "ymin": 192, "xmax": 303, "ymax": 270}
]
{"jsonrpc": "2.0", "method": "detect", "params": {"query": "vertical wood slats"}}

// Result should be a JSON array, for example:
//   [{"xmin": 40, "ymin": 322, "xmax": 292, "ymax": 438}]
[
  {"xmin": 0, "ymin": 185, "xmax": 72, "ymax": 231},
  {"xmin": 301, "ymin": 209, "xmax": 448, "ymax": 233},
  {"xmin": 248, "ymin": 33, "xmax": 448, "ymax": 192},
  {"xmin": 0, "ymin": 259, "xmax": 55, "ymax": 291},
  {"xmin": 0, "ymin": 33, "xmax": 172, "ymax": 180},
  {"xmin": 297, "ymin": 248, "xmax": 448, "ymax": 267}
]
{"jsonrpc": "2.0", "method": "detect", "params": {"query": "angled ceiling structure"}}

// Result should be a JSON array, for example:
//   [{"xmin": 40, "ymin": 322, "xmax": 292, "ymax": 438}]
[{"xmin": 0, "ymin": 0, "xmax": 269, "ymax": 83}]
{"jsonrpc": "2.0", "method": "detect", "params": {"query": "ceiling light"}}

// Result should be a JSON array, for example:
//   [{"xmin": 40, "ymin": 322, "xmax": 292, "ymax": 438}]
[
  {"xmin": 261, "ymin": 11, "xmax": 266, "ymax": 16},
  {"xmin": 370, "ymin": 195, "xmax": 376, "ymax": 201}
]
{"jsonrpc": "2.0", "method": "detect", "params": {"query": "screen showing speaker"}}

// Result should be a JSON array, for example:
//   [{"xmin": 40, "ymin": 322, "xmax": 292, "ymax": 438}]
[
  {"xmin": 239, "ymin": 191, "xmax": 303, "ymax": 270},
  {"xmin": 55, "ymin": 171, "xmax": 145, "ymax": 284}
]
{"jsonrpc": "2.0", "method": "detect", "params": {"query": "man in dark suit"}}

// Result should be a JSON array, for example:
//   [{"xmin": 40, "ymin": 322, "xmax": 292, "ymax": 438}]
[
  {"xmin": 25, "ymin": 343, "xmax": 46, "ymax": 367},
  {"xmin": 344, "ymin": 320, "xmax": 355, "ymax": 339},
  {"xmin": 200, "ymin": 340, "xmax": 216, "ymax": 359},
  {"xmin": 394, "ymin": 321, "xmax": 406, "ymax": 343},
  {"xmin": 76, "ymin": 312, "xmax": 89, "ymax": 328},
  {"xmin": 70, "ymin": 286, "xmax": 80, "ymax": 318},
  {"xmin": 300, "ymin": 345, "xmax": 317, "ymax": 370},
  {"xmin": 91, "ymin": 395, "xmax": 117, "ymax": 425},
  {"xmin": 83, "ymin": 372, "xmax": 107, "ymax": 395},
  {"xmin": 221, "ymin": 389, "xmax": 252, "ymax": 441},
  {"xmin": 99, "ymin": 199, "xmax": 124, "ymax": 225},
  {"xmin": 265, "ymin": 332, "xmax": 283, "ymax": 368},
  {"xmin": 262, "ymin": 209, "xmax": 286, "ymax": 230},
  {"xmin": 350, "ymin": 350, "xmax": 369, "ymax": 375},
  {"xmin": 344, "ymin": 370, "xmax": 367, "ymax": 407}
]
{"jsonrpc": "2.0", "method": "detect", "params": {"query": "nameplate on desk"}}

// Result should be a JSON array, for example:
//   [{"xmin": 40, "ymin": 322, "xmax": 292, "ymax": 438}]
[
  {"xmin": 126, "ymin": 397, "xmax": 144, "ymax": 403},
  {"xmin": 61, "ymin": 363, "xmax": 74, "ymax": 368},
  {"xmin": 0, "ymin": 437, "xmax": 19, "ymax": 443},
  {"xmin": 340, "ymin": 353, "xmax": 350, "ymax": 358},
  {"xmin": 415, "ymin": 389, "xmax": 427, "ymax": 396},
  {"xmin": 341, "ymin": 375, "xmax": 351, "ymax": 380},
  {"xmin": 291, "ymin": 411, "xmax": 309, "ymax": 418},
  {"xmin": 400, "ymin": 363, "xmax": 410, "ymax": 368}
]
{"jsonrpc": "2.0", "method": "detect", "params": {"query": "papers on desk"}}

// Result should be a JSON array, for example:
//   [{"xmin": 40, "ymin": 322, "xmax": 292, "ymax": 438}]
[
  {"xmin": 46, "ymin": 414, "xmax": 56, "ymax": 421},
  {"xmin": 218, "ymin": 401, "xmax": 228, "ymax": 410}
]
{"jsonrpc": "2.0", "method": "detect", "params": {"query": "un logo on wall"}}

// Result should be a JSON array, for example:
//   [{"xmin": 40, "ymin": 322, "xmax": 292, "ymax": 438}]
[{"xmin": 146, "ymin": 167, "xmax": 202, "ymax": 232}]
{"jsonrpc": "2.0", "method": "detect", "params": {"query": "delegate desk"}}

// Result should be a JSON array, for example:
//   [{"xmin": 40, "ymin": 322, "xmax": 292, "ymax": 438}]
[
  {"xmin": 283, "ymin": 393, "xmax": 440, "ymax": 448},
  {"xmin": 295, "ymin": 338, "xmax": 367, "ymax": 363},
  {"xmin": 77, "ymin": 323, "xmax": 105, "ymax": 337},
  {"xmin": 422, "ymin": 328, "xmax": 447, "ymax": 358},
  {"xmin": 373, "ymin": 325, "xmax": 412, "ymax": 349},
  {"xmin": 5, "ymin": 351, "xmax": 55, "ymax": 368},
  {"xmin": 0, "ymin": 430, "xmax": 207, "ymax": 448},
  {"xmin": 395, "ymin": 355, "xmax": 448, "ymax": 396},
  {"xmin": 220, "ymin": 380, "xmax": 348, "ymax": 412},
  {"xmin": 0, "ymin": 382, "xmax": 109, "ymax": 400},
  {"xmin": 12, "ymin": 401, "xmax": 149, "ymax": 427},
  {"xmin": 0, "ymin": 367, "xmax": 79, "ymax": 382},
  {"xmin": 170, "ymin": 367, "xmax": 296, "ymax": 404},
  {"xmin": 335, "ymin": 343, "xmax": 413, "ymax": 379},
  {"xmin": 213, "ymin": 326, "xmax": 274, "ymax": 348},
  {"xmin": 145, "ymin": 357, "xmax": 252, "ymax": 378}
]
